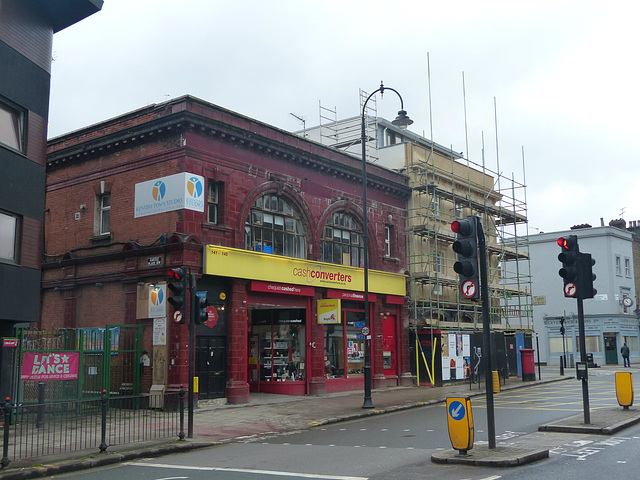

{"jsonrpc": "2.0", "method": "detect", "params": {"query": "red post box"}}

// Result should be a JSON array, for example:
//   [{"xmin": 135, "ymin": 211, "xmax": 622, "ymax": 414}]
[{"xmin": 520, "ymin": 348, "xmax": 536, "ymax": 381}]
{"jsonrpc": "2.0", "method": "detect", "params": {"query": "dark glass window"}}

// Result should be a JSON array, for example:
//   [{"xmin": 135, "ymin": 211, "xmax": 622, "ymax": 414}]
[
  {"xmin": 321, "ymin": 212, "xmax": 363, "ymax": 267},
  {"xmin": 245, "ymin": 195, "xmax": 306, "ymax": 259},
  {"xmin": 208, "ymin": 181, "xmax": 220, "ymax": 224},
  {"xmin": 0, "ymin": 99, "xmax": 24, "ymax": 152},
  {"xmin": 0, "ymin": 211, "xmax": 18, "ymax": 262}
]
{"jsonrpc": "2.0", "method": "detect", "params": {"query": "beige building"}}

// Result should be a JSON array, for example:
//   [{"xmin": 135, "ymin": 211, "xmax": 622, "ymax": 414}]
[
  {"xmin": 405, "ymin": 140, "xmax": 530, "ymax": 332},
  {"xmin": 301, "ymin": 95, "xmax": 532, "ymax": 380}
]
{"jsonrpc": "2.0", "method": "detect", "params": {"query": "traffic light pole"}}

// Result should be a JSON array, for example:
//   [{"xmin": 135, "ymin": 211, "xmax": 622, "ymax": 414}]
[
  {"xmin": 477, "ymin": 220, "xmax": 496, "ymax": 449},
  {"xmin": 188, "ymin": 273, "xmax": 195, "ymax": 438},
  {"xmin": 577, "ymin": 291, "xmax": 591, "ymax": 424}
]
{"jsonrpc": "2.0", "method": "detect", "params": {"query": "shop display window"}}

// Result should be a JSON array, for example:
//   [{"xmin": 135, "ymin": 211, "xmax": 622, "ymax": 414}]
[
  {"xmin": 251, "ymin": 309, "xmax": 305, "ymax": 382},
  {"xmin": 324, "ymin": 310, "xmax": 365, "ymax": 378}
]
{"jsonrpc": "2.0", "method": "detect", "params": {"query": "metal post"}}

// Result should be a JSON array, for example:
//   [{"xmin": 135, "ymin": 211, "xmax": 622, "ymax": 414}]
[
  {"xmin": 178, "ymin": 385, "xmax": 185, "ymax": 441},
  {"xmin": 188, "ymin": 273, "xmax": 195, "ymax": 437},
  {"xmin": 577, "ymin": 295, "xmax": 590, "ymax": 424},
  {"xmin": 99, "ymin": 390, "xmax": 108, "ymax": 453},
  {"xmin": 361, "ymin": 109, "xmax": 374, "ymax": 409},
  {"xmin": 536, "ymin": 333, "xmax": 541, "ymax": 380},
  {"xmin": 359, "ymin": 82, "xmax": 411, "ymax": 410},
  {"xmin": 2, "ymin": 398, "xmax": 11, "ymax": 469},
  {"xmin": 560, "ymin": 317, "xmax": 566, "ymax": 375},
  {"xmin": 477, "ymin": 219, "xmax": 496, "ymax": 449}
]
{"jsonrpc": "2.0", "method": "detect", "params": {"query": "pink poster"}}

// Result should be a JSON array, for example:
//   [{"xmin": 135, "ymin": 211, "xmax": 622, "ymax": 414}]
[{"xmin": 21, "ymin": 352, "xmax": 80, "ymax": 381}]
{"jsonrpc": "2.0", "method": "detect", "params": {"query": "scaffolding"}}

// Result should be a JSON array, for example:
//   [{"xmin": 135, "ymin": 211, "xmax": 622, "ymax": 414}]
[
  {"xmin": 304, "ymin": 99, "xmax": 533, "ymax": 334},
  {"xmin": 317, "ymin": 89, "xmax": 379, "ymax": 163},
  {"xmin": 407, "ymin": 141, "xmax": 532, "ymax": 332}
]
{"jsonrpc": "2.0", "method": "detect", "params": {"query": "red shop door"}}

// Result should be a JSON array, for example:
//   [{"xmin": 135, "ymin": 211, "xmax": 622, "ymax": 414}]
[{"xmin": 383, "ymin": 315, "xmax": 397, "ymax": 377}]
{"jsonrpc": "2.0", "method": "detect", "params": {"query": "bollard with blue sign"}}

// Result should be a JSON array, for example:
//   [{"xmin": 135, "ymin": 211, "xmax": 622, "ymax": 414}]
[{"xmin": 446, "ymin": 396, "xmax": 474, "ymax": 455}]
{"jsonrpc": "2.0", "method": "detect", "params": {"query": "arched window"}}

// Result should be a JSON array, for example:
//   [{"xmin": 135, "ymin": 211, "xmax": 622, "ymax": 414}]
[
  {"xmin": 244, "ymin": 194, "xmax": 306, "ymax": 259},
  {"xmin": 321, "ymin": 212, "xmax": 364, "ymax": 267}
]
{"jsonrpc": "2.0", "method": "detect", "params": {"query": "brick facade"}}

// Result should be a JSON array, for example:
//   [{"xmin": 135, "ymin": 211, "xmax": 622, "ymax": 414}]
[{"xmin": 44, "ymin": 96, "xmax": 411, "ymax": 403}]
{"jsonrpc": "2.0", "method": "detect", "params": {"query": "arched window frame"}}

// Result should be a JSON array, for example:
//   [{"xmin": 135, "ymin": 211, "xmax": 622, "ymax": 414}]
[
  {"xmin": 244, "ymin": 193, "xmax": 307, "ymax": 259},
  {"xmin": 321, "ymin": 212, "xmax": 364, "ymax": 267}
]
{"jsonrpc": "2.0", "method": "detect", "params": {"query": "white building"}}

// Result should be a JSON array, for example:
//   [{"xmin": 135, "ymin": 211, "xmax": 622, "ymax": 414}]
[{"xmin": 504, "ymin": 226, "xmax": 637, "ymax": 366}]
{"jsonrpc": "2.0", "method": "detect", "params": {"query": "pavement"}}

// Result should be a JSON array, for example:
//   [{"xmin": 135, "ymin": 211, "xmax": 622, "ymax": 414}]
[{"xmin": 3, "ymin": 366, "xmax": 640, "ymax": 477}]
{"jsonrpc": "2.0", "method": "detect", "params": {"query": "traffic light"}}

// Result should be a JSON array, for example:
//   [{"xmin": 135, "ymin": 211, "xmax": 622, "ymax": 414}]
[
  {"xmin": 451, "ymin": 216, "xmax": 480, "ymax": 300},
  {"xmin": 578, "ymin": 253, "xmax": 597, "ymax": 299},
  {"xmin": 167, "ymin": 267, "xmax": 187, "ymax": 323},
  {"xmin": 560, "ymin": 317, "xmax": 565, "ymax": 336},
  {"xmin": 557, "ymin": 236, "xmax": 579, "ymax": 297},
  {"xmin": 193, "ymin": 294, "xmax": 208, "ymax": 325}
]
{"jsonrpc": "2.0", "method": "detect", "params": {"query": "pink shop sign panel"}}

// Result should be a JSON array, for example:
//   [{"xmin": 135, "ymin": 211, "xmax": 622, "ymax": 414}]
[{"xmin": 21, "ymin": 352, "xmax": 80, "ymax": 381}]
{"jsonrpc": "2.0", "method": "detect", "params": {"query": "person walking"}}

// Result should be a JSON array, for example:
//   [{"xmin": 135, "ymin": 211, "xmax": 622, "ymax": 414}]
[{"xmin": 621, "ymin": 343, "xmax": 631, "ymax": 367}]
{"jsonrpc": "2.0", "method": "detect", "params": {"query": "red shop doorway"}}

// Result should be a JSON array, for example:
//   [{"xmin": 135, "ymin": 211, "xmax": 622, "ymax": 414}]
[{"xmin": 383, "ymin": 315, "xmax": 397, "ymax": 378}]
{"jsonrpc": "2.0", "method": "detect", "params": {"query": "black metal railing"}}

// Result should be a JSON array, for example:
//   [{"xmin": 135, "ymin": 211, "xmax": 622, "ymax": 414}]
[{"xmin": 1, "ymin": 387, "xmax": 185, "ymax": 468}]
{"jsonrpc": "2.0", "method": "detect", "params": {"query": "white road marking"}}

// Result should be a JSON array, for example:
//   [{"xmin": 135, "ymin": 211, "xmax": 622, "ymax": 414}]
[{"xmin": 127, "ymin": 463, "xmax": 369, "ymax": 480}]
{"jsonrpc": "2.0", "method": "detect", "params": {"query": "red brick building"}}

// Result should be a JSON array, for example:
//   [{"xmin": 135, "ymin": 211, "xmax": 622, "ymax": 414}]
[{"xmin": 44, "ymin": 96, "xmax": 411, "ymax": 403}]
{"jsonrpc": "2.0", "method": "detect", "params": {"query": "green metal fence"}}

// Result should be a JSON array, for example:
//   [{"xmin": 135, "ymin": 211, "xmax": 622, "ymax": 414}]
[{"xmin": 15, "ymin": 326, "xmax": 142, "ymax": 405}]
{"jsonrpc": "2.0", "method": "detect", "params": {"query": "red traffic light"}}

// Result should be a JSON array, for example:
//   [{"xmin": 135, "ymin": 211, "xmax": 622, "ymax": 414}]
[
  {"xmin": 451, "ymin": 220, "xmax": 472, "ymax": 235},
  {"xmin": 557, "ymin": 236, "xmax": 576, "ymax": 250},
  {"xmin": 167, "ymin": 267, "xmax": 185, "ymax": 280}
]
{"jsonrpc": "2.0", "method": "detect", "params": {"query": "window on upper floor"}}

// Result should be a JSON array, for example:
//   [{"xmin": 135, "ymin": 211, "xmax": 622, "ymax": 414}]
[
  {"xmin": 454, "ymin": 203, "xmax": 464, "ymax": 219},
  {"xmin": 321, "ymin": 212, "xmax": 363, "ymax": 267},
  {"xmin": 616, "ymin": 255, "xmax": 622, "ymax": 276},
  {"xmin": 433, "ymin": 251, "xmax": 443, "ymax": 274},
  {"xmin": 96, "ymin": 193, "xmax": 111, "ymax": 236},
  {"xmin": 384, "ymin": 225, "xmax": 391, "ymax": 257},
  {"xmin": 625, "ymin": 258, "xmax": 631, "ymax": 277},
  {"xmin": 245, "ymin": 194, "xmax": 306, "ymax": 259},
  {"xmin": 0, "ymin": 98, "xmax": 25, "ymax": 153},
  {"xmin": 0, "ymin": 210, "xmax": 18, "ymax": 262},
  {"xmin": 431, "ymin": 194, "xmax": 440, "ymax": 217},
  {"xmin": 208, "ymin": 180, "xmax": 221, "ymax": 224}
]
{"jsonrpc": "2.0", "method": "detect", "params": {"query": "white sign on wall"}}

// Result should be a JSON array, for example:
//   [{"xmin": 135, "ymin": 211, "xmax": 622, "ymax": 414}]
[
  {"xmin": 153, "ymin": 317, "xmax": 167, "ymax": 346},
  {"xmin": 134, "ymin": 173, "xmax": 205, "ymax": 218}
]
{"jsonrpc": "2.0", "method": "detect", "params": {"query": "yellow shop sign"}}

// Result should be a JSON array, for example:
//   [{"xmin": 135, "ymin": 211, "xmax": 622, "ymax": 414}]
[{"xmin": 204, "ymin": 245, "xmax": 405, "ymax": 296}]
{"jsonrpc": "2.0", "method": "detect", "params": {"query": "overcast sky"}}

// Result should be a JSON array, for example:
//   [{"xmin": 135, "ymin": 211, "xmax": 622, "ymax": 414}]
[{"xmin": 48, "ymin": 0, "xmax": 639, "ymax": 235}]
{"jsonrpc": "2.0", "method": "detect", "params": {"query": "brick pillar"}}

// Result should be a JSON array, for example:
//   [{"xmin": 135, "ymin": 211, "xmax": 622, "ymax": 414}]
[
  {"xmin": 308, "ymin": 294, "xmax": 326, "ymax": 395},
  {"xmin": 397, "ymin": 304, "xmax": 414, "ymax": 386},
  {"xmin": 372, "ymin": 300, "xmax": 386, "ymax": 388},
  {"xmin": 124, "ymin": 283, "xmax": 137, "ymax": 325},
  {"xmin": 225, "ymin": 280, "xmax": 250, "ymax": 404},
  {"xmin": 167, "ymin": 323, "xmax": 190, "ymax": 389},
  {"xmin": 62, "ymin": 264, "xmax": 76, "ymax": 329}
]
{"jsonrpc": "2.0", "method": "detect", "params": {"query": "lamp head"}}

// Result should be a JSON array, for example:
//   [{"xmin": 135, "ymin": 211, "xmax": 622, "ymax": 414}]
[{"xmin": 392, "ymin": 110, "xmax": 413, "ymax": 128}]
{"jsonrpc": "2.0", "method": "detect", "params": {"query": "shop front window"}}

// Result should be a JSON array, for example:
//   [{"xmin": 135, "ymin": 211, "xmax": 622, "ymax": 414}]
[
  {"xmin": 324, "ymin": 308, "xmax": 365, "ymax": 378},
  {"xmin": 251, "ymin": 309, "xmax": 305, "ymax": 382}
]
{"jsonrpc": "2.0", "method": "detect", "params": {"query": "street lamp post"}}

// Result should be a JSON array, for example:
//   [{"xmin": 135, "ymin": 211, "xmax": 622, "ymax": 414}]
[{"xmin": 361, "ymin": 82, "xmax": 412, "ymax": 409}]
